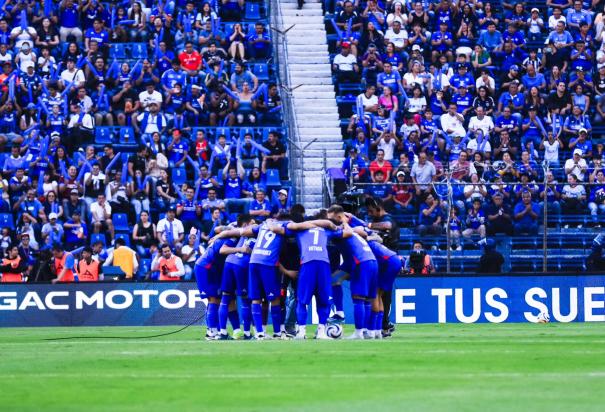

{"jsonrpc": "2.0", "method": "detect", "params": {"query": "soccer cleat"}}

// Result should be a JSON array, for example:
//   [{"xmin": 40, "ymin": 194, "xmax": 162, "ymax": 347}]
[
  {"xmin": 315, "ymin": 330, "xmax": 331, "ymax": 340},
  {"xmin": 363, "ymin": 330, "xmax": 374, "ymax": 339},
  {"xmin": 242, "ymin": 334, "xmax": 255, "ymax": 341},
  {"xmin": 381, "ymin": 329, "xmax": 392, "ymax": 338},
  {"xmin": 232, "ymin": 330, "xmax": 245, "ymax": 340},
  {"xmin": 386, "ymin": 322, "xmax": 395, "ymax": 333},
  {"xmin": 216, "ymin": 333, "xmax": 233, "ymax": 341},
  {"xmin": 204, "ymin": 332, "xmax": 217, "ymax": 341},
  {"xmin": 294, "ymin": 330, "xmax": 307, "ymax": 340},
  {"xmin": 346, "ymin": 331, "xmax": 364, "ymax": 340},
  {"xmin": 255, "ymin": 333, "xmax": 266, "ymax": 341},
  {"xmin": 328, "ymin": 314, "xmax": 345, "ymax": 324},
  {"xmin": 374, "ymin": 331, "xmax": 383, "ymax": 340}
]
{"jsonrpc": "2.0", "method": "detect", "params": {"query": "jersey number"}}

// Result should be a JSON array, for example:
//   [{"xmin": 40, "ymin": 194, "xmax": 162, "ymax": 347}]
[{"xmin": 258, "ymin": 229, "xmax": 276, "ymax": 249}]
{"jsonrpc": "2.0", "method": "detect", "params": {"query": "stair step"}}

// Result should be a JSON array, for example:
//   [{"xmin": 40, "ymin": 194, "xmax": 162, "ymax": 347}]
[
  {"xmin": 293, "ymin": 91, "xmax": 335, "ymax": 99},
  {"xmin": 281, "ymin": 8, "xmax": 324, "ymax": 16},
  {"xmin": 290, "ymin": 77, "xmax": 333, "ymax": 85}
]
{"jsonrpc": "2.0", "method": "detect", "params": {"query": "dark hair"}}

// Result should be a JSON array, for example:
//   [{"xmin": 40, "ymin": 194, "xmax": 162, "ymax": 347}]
[
  {"xmin": 237, "ymin": 213, "xmax": 252, "ymax": 227},
  {"xmin": 328, "ymin": 204, "xmax": 344, "ymax": 214}
]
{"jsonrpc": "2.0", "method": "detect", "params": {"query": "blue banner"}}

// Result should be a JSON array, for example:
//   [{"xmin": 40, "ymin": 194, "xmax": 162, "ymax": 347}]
[
  {"xmin": 0, "ymin": 283, "xmax": 206, "ymax": 327},
  {"xmin": 388, "ymin": 275, "xmax": 605, "ymax": 324},
  {"xmin": 1, "ymin": 275, "xmax": 604, "ymax": 327}
]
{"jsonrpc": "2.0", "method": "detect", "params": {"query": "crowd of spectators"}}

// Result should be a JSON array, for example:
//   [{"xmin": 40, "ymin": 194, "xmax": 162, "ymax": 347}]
[
  {"xmin": 0, "ymin": 0, "xmax": 292, "ymax": 282},
  {"xmin": 334, "ymin": 0, "xmax": 605, "ymax": 246}
]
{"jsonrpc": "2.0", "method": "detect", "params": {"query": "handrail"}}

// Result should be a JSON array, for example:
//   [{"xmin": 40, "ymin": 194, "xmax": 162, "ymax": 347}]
[{"xmin": 269, "ymin": 0, "xmax": 304, "ymax": 205}]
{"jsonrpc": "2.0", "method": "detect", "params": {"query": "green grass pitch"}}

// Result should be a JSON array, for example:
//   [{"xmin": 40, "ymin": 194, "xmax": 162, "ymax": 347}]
[{"xmin": 2, "ymin": 323, "xmax": 605, "ymax": 411}]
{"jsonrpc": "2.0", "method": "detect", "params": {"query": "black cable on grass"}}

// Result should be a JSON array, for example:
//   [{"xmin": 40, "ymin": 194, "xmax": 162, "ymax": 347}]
[{"xmin": 43, "ymin": 312, "xmax": 206, "ymax": 341}]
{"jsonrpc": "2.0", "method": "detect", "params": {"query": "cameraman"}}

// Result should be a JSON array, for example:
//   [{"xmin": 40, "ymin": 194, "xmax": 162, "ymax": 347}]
[{"xmin": 404, "ymin": 241, "xmax": 435, "ymax": 275}]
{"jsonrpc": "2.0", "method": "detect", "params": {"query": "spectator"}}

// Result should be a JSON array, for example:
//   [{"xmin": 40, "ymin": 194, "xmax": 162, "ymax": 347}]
[
  {"xmin": 157, "ymin": 207, "xmax": 185, "ymax": 249},
  {"xmin": 133, "ymin": 211, "xmax": 157, "ymax": 257},
  {"xmin": 90, "ymin": 193, "xmax": 114, "ymax": 242},
  {"xmin": 417, "ymin": 193, "xmax": 443, "ymax": 235},
  {"xmin": 63, "ymin": 210, "xmax": 87, "ymax": 250},
  {"xmin": 565, "ymin": 148, "xmax": 588, "ymax": 181},
  {"xmin": 514, "ymin": 190, "xmax": 540, "ymax": 235},
  {"xmin": 561, "ymin": 173, "xmax": 587, "ymax": 219},
  {"xmin": 486, "ymin": 192, "xmax": 514, "ymax": 235},
  {"xmin": 332, "ymin": 44, "xmax": 359, "ymax": 83}
]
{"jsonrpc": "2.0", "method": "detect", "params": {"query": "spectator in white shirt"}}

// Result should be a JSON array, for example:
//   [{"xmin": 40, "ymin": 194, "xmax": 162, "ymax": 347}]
[
  {"xmin": 561, "ymin": 173, "xmax": 587, "ymax": 218},
  {"xmin": 384, "ymin": 20, "xmax": 408, "ymax": 51},
  {"xmin": 372, "ymin": 132, "xmax": 401, "ymax": 160},
  {"xmin": 156, "ymin": 208, "xmax": 185, "ymax": 248},
  {"xmin": 548, "ymin": 7, "xmax": 567, "ymax": 31},
  {"xmin": 564, "ymin": 149, "xmax": 588, "ymax": 181},
  {"xmin": 135, "ymin": 102, "xmax": 167, "ymax": 136},
  {"xmin": 66, "ymin": 103, "xmax": 94, "ymax": 153},
  {"xmin": 138, "ymin": 82, "xmax": 163, "ymax": 111},
  {"xmin": 332, "ymin": 44, "xmax": 359, "ymax": 83},
  {"xmin": 468, "ymin": 107, "xmax": 494, "ymax": 137},
  {"xmin": 90, "ymin": 194, "xmax": 115, "ymax": 242},
  {"xmin": 440, "ymin": 103, "xmax": 467, "ymax": 138},
  {"xmin": 60, "ymin": 58, "xmax": 86, "ymax": 89}
]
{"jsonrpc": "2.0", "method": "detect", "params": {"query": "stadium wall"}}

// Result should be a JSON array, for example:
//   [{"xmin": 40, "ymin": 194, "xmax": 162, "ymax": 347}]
[{"xmin": 1, "ymin": 275, "xmax": 604, "ymax": 327}]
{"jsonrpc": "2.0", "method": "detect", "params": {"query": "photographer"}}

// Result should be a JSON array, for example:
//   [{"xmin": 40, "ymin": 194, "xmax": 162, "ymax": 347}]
[
  {"xmin": 404, "ymin": 241, "xmax": 435, "ymax": 275},
  {"xmin": 151, "ymin": 244, "xmax": 185, "ymax": 281}
]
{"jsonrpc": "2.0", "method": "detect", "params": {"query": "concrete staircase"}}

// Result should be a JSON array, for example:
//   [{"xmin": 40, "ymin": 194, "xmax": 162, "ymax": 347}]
[{"xmin": 278, "ymin": 0, "xmax": 343, "ymax": 210}]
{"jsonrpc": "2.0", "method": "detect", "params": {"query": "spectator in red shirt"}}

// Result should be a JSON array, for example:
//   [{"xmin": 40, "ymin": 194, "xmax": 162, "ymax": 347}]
[
  {"xmin": 178, "ymin": 41, "xmax": 203, "ymax": 78},
  {"xmin": 369, "ymin": 149, "xmax": 393, "ymax": 181},
  {"xmin": 392, "ymin": 170, "xmax": 415, "ymax": 214}
]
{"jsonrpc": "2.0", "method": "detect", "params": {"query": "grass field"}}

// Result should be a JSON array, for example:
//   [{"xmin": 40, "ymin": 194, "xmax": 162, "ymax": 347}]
[{"xmin": 2, "ymin": 323, "xmax": 605, "ymax": 411}]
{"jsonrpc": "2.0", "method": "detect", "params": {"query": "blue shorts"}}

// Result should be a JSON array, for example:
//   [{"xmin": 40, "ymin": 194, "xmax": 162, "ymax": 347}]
[
  {"xmin": 221, "ymin": 262, "xmax": 249, "ymax": 296},
  {"xmin": 249, "ymin": 263, "xmax": 280, "ymax": 301},
  {"xmin": 195, "ymin": 263, "xmax": 221, "ymax": 299},
  {"xmin": 377, "ymin": 256, "xmax": 402, "ymax": 292},
  {"xmin": 350, "ymin": 260, "xmax": 378, "ymax": 299},
  {"xmin": 298, "ymin": 261, "xmax": 332, "ymax": 306}
]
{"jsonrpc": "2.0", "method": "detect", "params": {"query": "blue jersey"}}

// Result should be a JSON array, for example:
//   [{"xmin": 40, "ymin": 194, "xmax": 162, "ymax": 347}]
[
  {"xmin": 334, "ymin": 232, "xmax": 376, "ymax": 265},
  {"xmin": 249, "ymin": 222, "xmax": 288, "ymax": 266},
  {"xmin": 287, "ymin": 227, "xmax": 344, "ymax": 265},
  {"xmin": 368, "ymin": 239, "xmax": 397, "ymax": 261},
  {"xmin": 225, "ymin": 236, "xmax": 256, "ymax": 266},
  {"xmin": 197, "ymin": 237, "xmax": 235, "ymax": 271}
]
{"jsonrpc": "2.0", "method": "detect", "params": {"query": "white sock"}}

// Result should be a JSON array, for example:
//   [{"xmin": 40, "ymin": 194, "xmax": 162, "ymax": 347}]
[
  {"xmin": 220, "ymin": 328, "xmax": 227, "ymax": 335},
  {"xmin": 336, "ymin": 311, "xmax": 345, "ymax": 317},
  {"xmin": 297, "ymin": 325, "xmax": 306, "ymax": 334},
  {"xmin": 280, "ymin": 324, "xmax": 286, "ymax": 332},
  {"xmin": 317, "ymin": 324, "xmax": 326, "ymax": 333},
  {"xmin": 355, "ymin": 329, "xmax": 363, "ymax": 336},
  {"xmin": 233, "ymin": 328, "xmax": 241, "ymax": 335}
]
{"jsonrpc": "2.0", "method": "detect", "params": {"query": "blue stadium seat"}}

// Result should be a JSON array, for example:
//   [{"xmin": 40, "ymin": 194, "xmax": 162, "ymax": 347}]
[
  {"xmin": 114, "ymin": 233, "xmax": 131, "ymax": 247},
  {"xmin": 214, "ymin": 127, "xmax": 231, "ymax": 140},
  {"xmin": 130, "ymin": 43, "xmax": 148, "ymax": 59},
  {"xmin": 90, "ymin": 233, "xmax": 106, "ymax": 247},
  {"xmin": 118, "ymin": 127, "xmax": 135, "ymax": 144},
  {"xmin": 95, "ymin": 127, "xmax": 113, "ymax": 145},
  {"xmin": 171, "ymin": 167, "xmax": 187, "ymax": 185},
  {"xmin": 137, "ymin": 258, "xmax": 151, "ymax": 280},
  {"xmin": 109, "ymin": 44, "xmax": 127, "ymax": 59},
  {"xmin": 265, "ymin": 169, "xmax": 281, "ymax": 187},
  {"xmin": 244, "ymin": 3, "xmax": 261, "ymax": 20},
  {"xmin": 239, "ymin": 127, "xmax": 256, "ymax": 140},
  {"xmin": 252, "ymin": 63, "xmax": 269, "ymax": 81},
  {"xmin": 112, "ymin": 213, "xmax": 130, "ymax": 232},
  {"xmin": 0, "ymin": 213, "xmax": 14, "ymax": 229}
]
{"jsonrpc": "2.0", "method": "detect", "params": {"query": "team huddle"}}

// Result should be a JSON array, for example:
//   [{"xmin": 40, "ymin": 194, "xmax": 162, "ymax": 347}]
[{"xmin": 181, "ymin": 204, "xmax": 402, "ymax": 340}]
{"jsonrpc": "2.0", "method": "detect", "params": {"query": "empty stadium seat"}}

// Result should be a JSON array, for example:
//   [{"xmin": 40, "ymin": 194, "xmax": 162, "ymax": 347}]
[
  {"xmin": 0, "ymin": 213, "xmax": 14, "ymax": 229},
  {"xmin": 112, "ymin": 213, "xmax": 130, "ymax": 232}
]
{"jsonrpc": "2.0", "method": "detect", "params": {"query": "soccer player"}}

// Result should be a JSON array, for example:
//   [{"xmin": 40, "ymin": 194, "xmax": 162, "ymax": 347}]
[
  {"xmin": 217, "ymin": 215, "xmax": 256, "ymax": 340},
  {"xmin": 327, "ymin": 205, "xmax": 378, "ymax": 339},
  {"xmin": 367, "ymin": 234, "xmax": 402, "ymax": 339},
  {"xmin": 194, "ymin": 226, "xmax": 236, "ymax": 340},
  {"xmin": 269, "ymin": 217, "xmax": 349, "ymax": 339}
]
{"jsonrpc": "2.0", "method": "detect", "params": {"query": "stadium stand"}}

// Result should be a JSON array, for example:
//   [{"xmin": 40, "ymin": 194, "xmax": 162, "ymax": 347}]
[
  {"xmin": 323, "ymin": 0, "xmax": 605, "ymax": 273},
  {"xmin": 0, "ymin": 0, "xmax": 604, "ymax": 280},
  {"xmin": 0, "ymin": 0, "xmax": 295, "ymax": 280}
]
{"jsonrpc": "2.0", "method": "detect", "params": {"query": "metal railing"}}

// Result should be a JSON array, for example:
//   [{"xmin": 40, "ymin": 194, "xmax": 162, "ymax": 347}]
[
  {"xmin": 328, "ymin": 166, "xmax": 603, "ymax": 273},
  {"xmin": 269, "ymin": 0, "xmax": 304, "ymax": 204}
]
